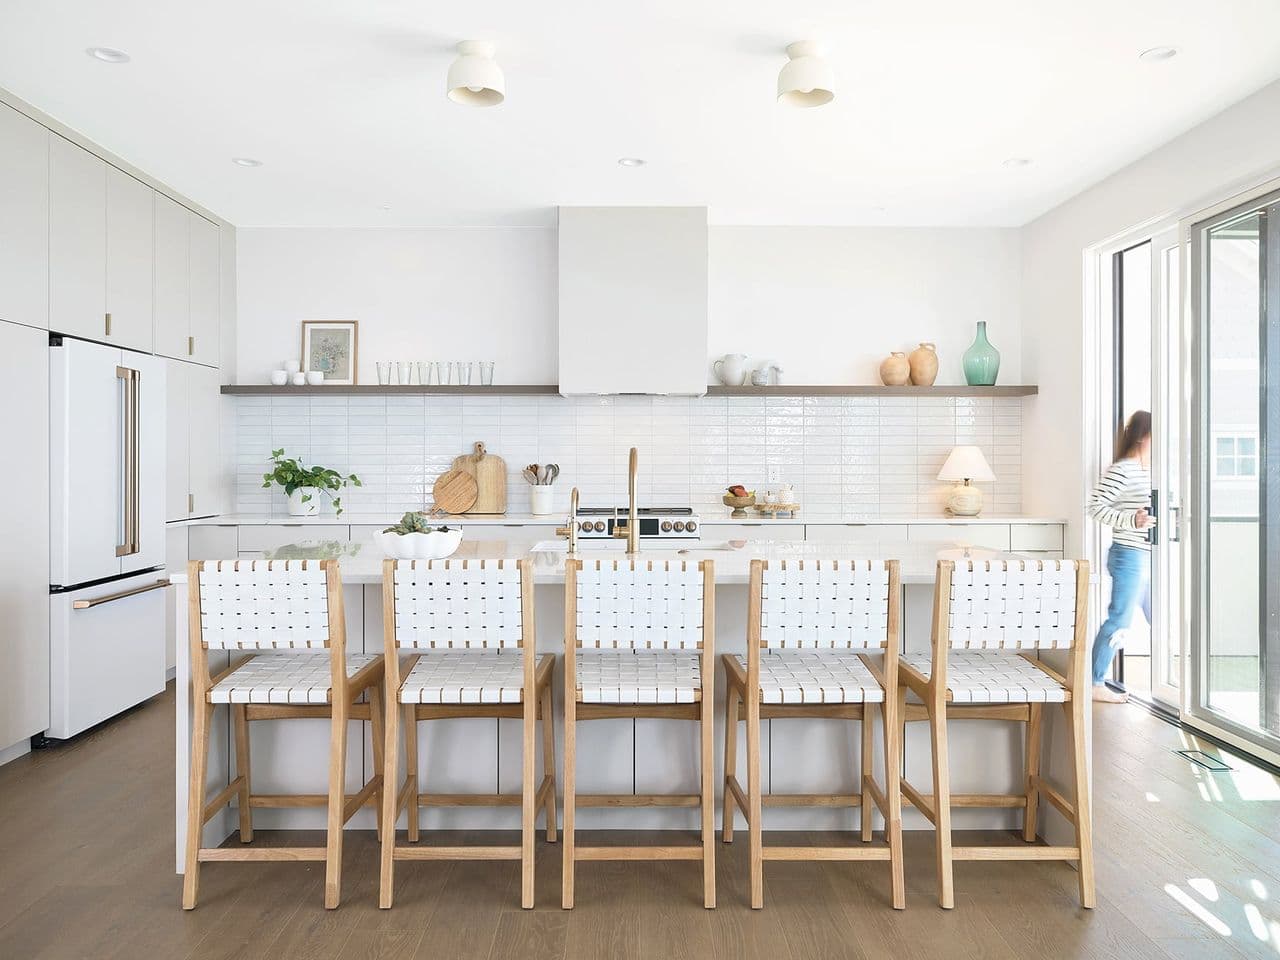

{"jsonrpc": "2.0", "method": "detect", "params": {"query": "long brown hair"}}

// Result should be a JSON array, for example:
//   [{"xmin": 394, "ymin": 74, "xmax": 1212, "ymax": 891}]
[{"xmin": 1116, "ymin": 410, "xmax": 1152, "ymax": 461}]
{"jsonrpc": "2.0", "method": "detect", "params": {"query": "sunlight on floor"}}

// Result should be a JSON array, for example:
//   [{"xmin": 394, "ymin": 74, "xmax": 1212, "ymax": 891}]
[{"xmin": 1165, "ymin": 883, "xmax": 1232, "ymax": 936}]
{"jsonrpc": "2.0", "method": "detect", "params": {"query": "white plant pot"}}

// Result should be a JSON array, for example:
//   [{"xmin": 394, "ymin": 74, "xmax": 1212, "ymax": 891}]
[
  {"xmin": 375, "ymin": 528, "xmax": 464, "ymax": 560},
  {"xmin": 529, "ymin": 485, "xmax": 555, "ymax": 515},
  {"xmin": 287, "ymin": 487, "xmax": 322, "ymax": 516}
]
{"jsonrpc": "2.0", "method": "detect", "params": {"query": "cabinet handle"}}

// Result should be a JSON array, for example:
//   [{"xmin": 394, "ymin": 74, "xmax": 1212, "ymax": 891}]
[
  {"xmin": 73, "ymin": 579, "xmax": 170, "ymax": 609},
  {"xmin": 188, "ymin": 336, "xmax": 195, "ymax": 356},
  {"xmin": 188, "ymin": 493, "xmax": 195, "ymax": 514},
  {"xmin": 105, "ymin": 312, "xmax": 112, "ymax": 336}
]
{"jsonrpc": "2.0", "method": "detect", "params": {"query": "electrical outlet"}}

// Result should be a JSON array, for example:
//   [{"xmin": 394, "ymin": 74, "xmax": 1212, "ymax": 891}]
[{"xmin": 767, "ymin": 465, "xmax": 781, "ymax": 483}]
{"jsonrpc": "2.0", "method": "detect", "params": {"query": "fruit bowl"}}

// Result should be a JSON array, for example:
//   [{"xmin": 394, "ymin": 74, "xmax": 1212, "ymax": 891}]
[
  {"xmin": 722, "ymin": 493, "xmax": 757, "ymax": 517},
  {"xmin": 375, "ymin": 527, "xmax": 463, "ymax": 560}
]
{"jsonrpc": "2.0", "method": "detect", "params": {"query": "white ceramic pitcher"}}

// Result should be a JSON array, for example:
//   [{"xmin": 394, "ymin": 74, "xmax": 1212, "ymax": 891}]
[{"xmin": 713, "ymin": 353, "xmax": 749, "ymax": 386}]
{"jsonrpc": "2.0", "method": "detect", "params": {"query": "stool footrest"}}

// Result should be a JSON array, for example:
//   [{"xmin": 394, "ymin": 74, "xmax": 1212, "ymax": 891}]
[
  {"xmin": 574, "ymin": 845, "xmax": 703, "ymax": 861},
  {"xmin": 762, "ymin": 793, "xmax": 860, "ymax": 808},
  {"xmin": 577, "ymin": 793, "xmax": 700, "ymax": 807},
  {"xmin": 393, "ymin": 845, "xmax": 522, "ymax": 861},
  {"xmin": 197, "ymin": 846, "xmax": 326, "ymax": 862},
  {"xmin": 763, "ymin": 846, "xmax": 892, "ymax": 862},
  {"xmin": 951, "ymin": 845, "xmax": 1080, "ymax": 861}
]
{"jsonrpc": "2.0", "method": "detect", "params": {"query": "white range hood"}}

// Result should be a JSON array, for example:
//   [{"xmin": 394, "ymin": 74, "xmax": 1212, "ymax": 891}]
[{"xmin": 557, "ymin": 206, "xmax": 708, "ymax": 395}]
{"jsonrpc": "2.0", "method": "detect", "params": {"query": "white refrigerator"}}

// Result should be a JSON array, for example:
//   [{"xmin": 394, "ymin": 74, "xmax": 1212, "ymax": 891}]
[{"xmin": 48, "ymin": 337, "xmax": 168, "ymax": 739}]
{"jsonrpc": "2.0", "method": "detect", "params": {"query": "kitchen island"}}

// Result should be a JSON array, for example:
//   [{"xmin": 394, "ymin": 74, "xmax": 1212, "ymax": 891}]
[{"xmin": 173, "ymin": 536, "xmax": 1086, "ymax": 872}]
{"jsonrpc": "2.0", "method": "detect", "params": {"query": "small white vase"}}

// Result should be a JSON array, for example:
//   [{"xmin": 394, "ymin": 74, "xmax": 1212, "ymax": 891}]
[
  {"xmin": 287, "ymin": 487, "xmax": 321, "ymax": 516},
  {"xmin": 529, "ymin": 485, "xmax": 555, "ymax": 515}
]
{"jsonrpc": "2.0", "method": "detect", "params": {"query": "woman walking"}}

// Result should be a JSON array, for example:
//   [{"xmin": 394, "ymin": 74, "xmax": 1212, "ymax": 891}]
[{"xmin": 1087, "ymin": 410, "xmax": 1155, "ymax": 702}]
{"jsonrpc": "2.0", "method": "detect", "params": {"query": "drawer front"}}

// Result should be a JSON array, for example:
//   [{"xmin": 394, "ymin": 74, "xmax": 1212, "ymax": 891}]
[
  {"xmin": 907, "ymin": 523, "xmax": 1010, "ymax": 551},
  {"xmin": 803, "ymin": 524, "xmax": 909, "ymax": 544},
  {"xmin": 711, "ymin": 523, "xmax": 806, "ymax": 541},
  {"xmin": 237, "ymin": 524, "xmax": 351, "ymax": 552},
  {"xmin": 1009, "ymin": 524, "xmax": 1065, "ymax": 552}
]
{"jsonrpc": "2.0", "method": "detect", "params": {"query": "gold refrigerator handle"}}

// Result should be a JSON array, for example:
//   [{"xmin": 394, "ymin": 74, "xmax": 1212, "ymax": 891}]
[
  {"xmin": 73, "ymin": 579, "xmax": 169, "ymax": 609},
  {"xmin": 114, "ymin": 366, "xmax": 140, "ymax": 557}
]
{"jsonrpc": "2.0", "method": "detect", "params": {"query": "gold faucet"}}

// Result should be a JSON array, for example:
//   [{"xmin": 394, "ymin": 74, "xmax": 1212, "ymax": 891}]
[
  {"xmin": 612, "ymin": 447, "xmax": 640, "ymax": 556},
  {"xmin": 555, "ymin": 486, "xmax": 581, "ymax": 555}
]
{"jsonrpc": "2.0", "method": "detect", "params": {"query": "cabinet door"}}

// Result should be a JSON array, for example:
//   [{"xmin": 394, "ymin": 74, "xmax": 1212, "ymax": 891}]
[
  {"xmin": 105, "ymin": 167, "xmax": 154, "ymax": 351},
  {"xmin": 165, "ymin": 360, "xmax": 190, "ymax": 521},
  {"xmin": 188, "ymin": 364, "xmax": 223, "ymax": 516},
  {"xmin": 0, "ymin": 321, "xmax": 50, "ymax": 746},
  {"xmin": 803, "ymin": 523, "xmax": 909, "ymax": 543},
  {"xmin": 907, "ymin": 523, "xmax": 1010, "ymax": 551},
  {"xmin": 188, "ymin": 214, "xmax": 220, "ymax": 367},
  {"xmin": 49, "ymin": 136, "xmax": 107, "ymax": 340},
  {"xmin": 711, "ymin": 522, "xmax": 806, "ymax": 542},
  {"xmin": 153, "ymin": 193, "xmax": 190, "ymax": 360},
  {"xmin": 0, "ymin": 104, "xmax": 49, "ymax": 329}
]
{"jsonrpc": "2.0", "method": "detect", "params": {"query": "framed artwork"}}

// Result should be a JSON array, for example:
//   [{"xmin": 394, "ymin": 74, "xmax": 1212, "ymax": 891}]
[{"xmin": 301, "ymin": 320, "xmax": 359, "ymax": 385}]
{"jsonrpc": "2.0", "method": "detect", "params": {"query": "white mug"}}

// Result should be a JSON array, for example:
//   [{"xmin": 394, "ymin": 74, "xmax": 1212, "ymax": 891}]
[
  {"xmin": 713, "ymin": 354, "xmax": 749, "ymax": 386},
  {"xmin": 306, "ymin": 370, "xmax": 324, "ymax": 386},
  {"xmin": 270, "ymin": 370, "xmax": 288, "ymax": 386},
  {"xmin": 291, "ymin": 372, "xmax": 307, "ymax": 386}
]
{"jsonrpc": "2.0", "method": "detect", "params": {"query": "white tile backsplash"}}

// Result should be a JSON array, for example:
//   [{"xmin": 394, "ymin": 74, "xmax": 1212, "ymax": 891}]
[{"xmin": 234, "ymin": 394, "xmax": 1022, "ymax": 517}]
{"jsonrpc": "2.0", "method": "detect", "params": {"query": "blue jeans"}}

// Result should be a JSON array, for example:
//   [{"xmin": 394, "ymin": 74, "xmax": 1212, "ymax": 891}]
[{"xmin": 1091, "ymin": 544, "xmax": 1151, "ymax": 685}]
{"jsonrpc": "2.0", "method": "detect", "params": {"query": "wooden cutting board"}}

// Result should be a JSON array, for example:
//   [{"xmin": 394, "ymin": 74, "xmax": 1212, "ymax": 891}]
[
  {"xmin": 451, "ymin": 441, "xmax": 507, "ymax": 514},
  {"xmin": 431, "ymin": 469, "xmax": 478, "ymax": 515}
]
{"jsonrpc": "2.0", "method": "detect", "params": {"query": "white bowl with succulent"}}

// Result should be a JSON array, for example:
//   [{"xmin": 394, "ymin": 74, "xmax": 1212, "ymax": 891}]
[{"xmin": 375, "ymin": 512, "xmax": 464, "ymax": 560}]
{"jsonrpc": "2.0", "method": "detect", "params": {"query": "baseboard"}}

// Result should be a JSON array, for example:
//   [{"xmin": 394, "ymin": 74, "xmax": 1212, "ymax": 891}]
[
  {"xmin": 166, "ymin": 666, "xmax": 177, "ymax": 682},
  {"xmin": 0, "ymin": 738, "xmax": 32, "ymax": 768}
]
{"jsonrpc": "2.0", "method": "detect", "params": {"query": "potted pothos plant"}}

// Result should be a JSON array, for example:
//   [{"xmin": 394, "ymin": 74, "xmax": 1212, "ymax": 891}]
[{"xmin": 261, "ymin": 448, "xmax": 362, "ymax": 517}]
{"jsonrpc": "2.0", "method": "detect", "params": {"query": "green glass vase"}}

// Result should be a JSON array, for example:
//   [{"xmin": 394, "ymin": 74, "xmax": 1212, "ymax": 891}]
[{"xmin": 962, "ymin": 321, "xmax": 1001, "ymax": 386}]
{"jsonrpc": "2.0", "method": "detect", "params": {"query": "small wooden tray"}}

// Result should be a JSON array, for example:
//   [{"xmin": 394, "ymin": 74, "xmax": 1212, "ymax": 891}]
[{"xmin": 753, "ymin": 503, "xmax": 800, "ymax": 517}]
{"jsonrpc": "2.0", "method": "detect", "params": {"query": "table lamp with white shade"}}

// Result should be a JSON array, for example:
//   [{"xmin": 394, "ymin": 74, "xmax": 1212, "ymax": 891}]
[{"xmin": 937, "ymin": 445, "xmax": 996, "ymax": 516}]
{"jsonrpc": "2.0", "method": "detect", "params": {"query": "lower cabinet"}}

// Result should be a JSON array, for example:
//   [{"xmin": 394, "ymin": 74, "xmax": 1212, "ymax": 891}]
[
  {"xmin": 802, "ymin": 523, "xmax": 909, "ymax": 543},
  {"xmin": 710, "ymin": 522, "xmax": 805, "ymax": 541}
]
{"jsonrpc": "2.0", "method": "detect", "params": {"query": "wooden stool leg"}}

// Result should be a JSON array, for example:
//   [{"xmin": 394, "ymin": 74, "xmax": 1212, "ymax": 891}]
[
  {"xmin": 860, "ymin": 704, "xmax": 874, "ymax": 842},
  {"xmin": 883, "ymin": 696, "xmax": 905, "ymax": 910},
  {"xmin": 324, "ymin": 702, "xmax": 350, "ymax": 910},
  {"xmin": 1023, "ymin": 703, "xmax": 1043, "ymax": 842},
  {"xmin": 701, "ymin": 695, "xmax": 716, "ymax": 909},
  {"xmin": 562, "ymin": 694, "xmax": 576, "ymax": 909},
  {"xmin": 232, "ymin": 704, "xmax": 253, "ymax": 843},
  {"xmin": 402, "ymin": 704, "xmax": 419, "ymax": 843},
  {"xmin": 379, "ymin": 686, "xmax": 401, "ymax": 909},
  {"xmin": 182, "ymin": 700, "xmax": 213, "ymax": 910},
  {"xmin": 521, "ymin": 695, "xmax": 537, "ymax": 909},
  {"xmin": 540, "ymin": 682, "xmax": 558, "ymax": 843},
  {"xmin": 929, "ymin": 702, "xmax": 954, "ymax": 910},
  {"xmin": 722, "ymin": 685, "xmax": 739, "ymax": 843},
  {"xmin": 746, "ymin": 696, "xmax": 764, "ymax": 910},
  {"xmin": 1065, "ymin": 700, "xmax": 1096, "ymax": 908},
  {"xmin": 369, "ymin": 684, "xmax": 385, "ymax": 844}
]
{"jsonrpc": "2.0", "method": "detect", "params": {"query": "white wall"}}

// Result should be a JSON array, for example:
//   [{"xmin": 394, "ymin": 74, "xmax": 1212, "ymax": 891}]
[
  {"xmin": 1020, "ymin": 79, "xmax": 1280, "ymax": 555},
  {"xmin": 236, "ymin": 227, "xmax": 558, "ymax": 385},
  {"xmin": 236, "ymin": 224, "xmax": 1023, "ymax": 387},
  {"xmin": 710, "ymin": 227, "xmax": 1021, "ymax": 384}
]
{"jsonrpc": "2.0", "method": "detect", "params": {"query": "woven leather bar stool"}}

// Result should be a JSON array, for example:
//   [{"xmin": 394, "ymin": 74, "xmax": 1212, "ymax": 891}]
[
  {"xmin": 182, "ymin": 558, "xmax": 385, "ymax": 910},
  {"xmin": 723, "ymin": 558, "xmax": 905, "ymax": 910},
  {"xmin": 378, "ymin": 558, "xmax": 556, "ymax": 910},
  {"xmin": 899, "ymin": 558, "xmax": 1093, "ymax": 909},
  {"xmin": 562, "ymin": 558, "xmax": 716, "ymax": 909}
]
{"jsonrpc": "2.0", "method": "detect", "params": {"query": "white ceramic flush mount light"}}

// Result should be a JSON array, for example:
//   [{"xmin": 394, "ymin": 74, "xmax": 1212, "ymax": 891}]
[
  {"xmin": 447, "ymin": 41, "xmax": 505, "ymax": 106},
  {"xmin": 778, "ymin": 41, "xmax": 834, "ymax": 108}
]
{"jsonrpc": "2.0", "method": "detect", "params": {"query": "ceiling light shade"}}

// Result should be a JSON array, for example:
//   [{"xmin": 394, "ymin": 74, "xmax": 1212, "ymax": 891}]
[
  {"xmin": 447, "ymin": 41, "xmax": 505, "ymax": 106},
  {"xmin": 777, "ymin": 41, "xmax": 834, "ymax": 108}
]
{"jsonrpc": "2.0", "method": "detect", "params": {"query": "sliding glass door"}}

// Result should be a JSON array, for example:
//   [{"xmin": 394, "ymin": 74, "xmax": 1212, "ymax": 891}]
[{"xmin": 1188, "ymin": 192, "xmax": 1280, "ymax": 760}]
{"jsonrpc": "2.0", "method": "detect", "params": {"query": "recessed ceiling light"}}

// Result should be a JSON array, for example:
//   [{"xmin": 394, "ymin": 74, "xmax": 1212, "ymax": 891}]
[
  {"xmin": 617, "ymin": 157, "xmax": 646, "ymax": 167},
  {"xmin": 1139, "ymin": 46, "xmax": 1179, "ymax": 62},
  {"xmin": 231, "ymin": 157, "xmax": 263, "ymax": 167},
  {"xmin": 86, "ymin": 47, "xmax": 130, "ymax": 63},
  {"xmin": 378, "ymin": 203, "xmax": 392, "ymax": 210},
  {"xmin": 1002, "ymin": 157, "xmax": 1031, "ymax": 168}
]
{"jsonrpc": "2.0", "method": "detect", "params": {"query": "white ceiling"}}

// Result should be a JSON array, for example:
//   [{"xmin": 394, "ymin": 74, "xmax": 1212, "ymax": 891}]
[{"xmin": 2, "ymin": 1, "xmax": 1279, "ymax": 228}]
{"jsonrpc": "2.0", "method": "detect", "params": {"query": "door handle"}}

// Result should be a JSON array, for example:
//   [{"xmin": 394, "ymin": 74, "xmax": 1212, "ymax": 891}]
[
  {"xmin": 1168, "ymin": 505, "xmax": 1181, "ymax": 543},
  {"xmin": 104, "ymin": 312, "xmax": 112, "ymax": 337},
  {"xmin": 73, "ymin": 579, "xmax": 170, "ymax": 609}
]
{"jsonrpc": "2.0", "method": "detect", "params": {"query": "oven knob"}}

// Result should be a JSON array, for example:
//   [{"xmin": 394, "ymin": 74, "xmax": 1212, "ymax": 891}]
[
  {"xmin": 673, "ymin": 521, "xmax": 685, "ymax": 532},
  {"xmin": 578, "ymin": 520, "xmax": 590, "ymax": 533},
  {"xmin": 594, "ymin": 521, "xmax": 606, "ymax": 532},
  {"xmin": 661, "ymin": 521, "xmax": 672, "ymax": 532},
  {"xmin": 685, "ymin": 521, "xmax": 697, "ymax": 533}
]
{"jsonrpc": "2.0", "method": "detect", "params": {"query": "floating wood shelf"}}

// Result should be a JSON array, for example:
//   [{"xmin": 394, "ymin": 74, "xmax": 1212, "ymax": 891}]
[{"xmin": 221, "ymin": 383, "xmax": 1037, "ymax": 398}]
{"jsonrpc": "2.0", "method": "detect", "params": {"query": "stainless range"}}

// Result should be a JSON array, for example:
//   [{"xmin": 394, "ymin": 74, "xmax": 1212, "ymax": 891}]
[{"xmin": 572, "ymin": 506, "xmax": 701, "ymax": 541}]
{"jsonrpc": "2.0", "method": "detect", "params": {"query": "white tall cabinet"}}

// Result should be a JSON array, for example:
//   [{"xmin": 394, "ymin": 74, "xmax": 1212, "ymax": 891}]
[
  {"xmin": 0, "ymin": 321, "xmax": 50, "ymax": 753},
  {"xmin": 166, "ymin": 360, "xmax": 224, "ymax": 521},
  {"xmin": 0, "ymin": 103, "xmax": 48, "ymax": 329}
]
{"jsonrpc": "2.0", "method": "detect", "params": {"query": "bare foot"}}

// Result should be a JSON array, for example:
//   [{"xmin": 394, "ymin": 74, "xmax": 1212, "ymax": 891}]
[{"xmin": 1092, "ymin": 684, "xmax": 1128, "ymax": 703}]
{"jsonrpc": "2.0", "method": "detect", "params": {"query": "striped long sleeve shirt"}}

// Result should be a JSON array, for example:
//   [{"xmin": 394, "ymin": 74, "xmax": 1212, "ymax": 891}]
[{"xmin": 1087, "ymin": 458, "xmax": 1151, "ymax": 550}]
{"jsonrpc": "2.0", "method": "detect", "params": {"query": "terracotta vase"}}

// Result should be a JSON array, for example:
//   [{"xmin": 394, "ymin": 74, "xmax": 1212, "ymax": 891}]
[
  {"xmin": 879, "ymin": 351, "xmax": 910, "ymax": 386},
  {"xmin": 908, "ymin": 341, "xmax": 939, "ymax": 386}
]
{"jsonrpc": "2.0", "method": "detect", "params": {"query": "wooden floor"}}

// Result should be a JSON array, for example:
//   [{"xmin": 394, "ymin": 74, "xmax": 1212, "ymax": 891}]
[{"xmin": 1, "ymin": 686, "xmax": 1278, "ymax": 960}]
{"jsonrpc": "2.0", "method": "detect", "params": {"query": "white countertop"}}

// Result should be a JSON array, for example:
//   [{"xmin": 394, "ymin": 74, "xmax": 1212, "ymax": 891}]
[
  {"xmin": 169, "ymin": 536, "xmax": 1047, "ymax": 586},
  {"xmin": 178, "ymin": 512, "xmax": 1066, "ymax": 527}
]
